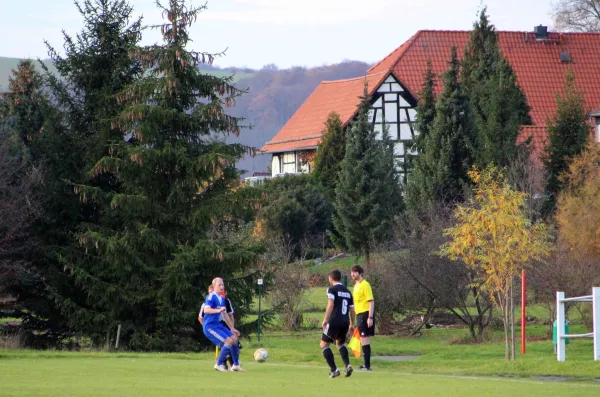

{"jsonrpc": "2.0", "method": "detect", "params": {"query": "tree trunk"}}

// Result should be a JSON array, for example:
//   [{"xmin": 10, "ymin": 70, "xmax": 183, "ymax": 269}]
[
  {"xmin": 365, "ymin": 249, "xmax": 370, "ymax": 268},
  {"xmin": 500, "ymin": 292, "xmax": 510, "ymax": 360},
  {"xmin": 510, "ymin": 277, "xmax": 516, "ymax": 361}
]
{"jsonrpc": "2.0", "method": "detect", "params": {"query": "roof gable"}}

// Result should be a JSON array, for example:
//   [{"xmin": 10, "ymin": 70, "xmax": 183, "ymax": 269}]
[{"xmin": 261, "ymin": 72, "xmax": 389, "ymax": 153}]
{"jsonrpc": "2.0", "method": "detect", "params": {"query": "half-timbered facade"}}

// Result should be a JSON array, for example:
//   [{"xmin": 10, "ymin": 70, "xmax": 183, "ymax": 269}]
[{"xmin": 261, "ymin": 27, "xmax": 600, "ymax": 182}]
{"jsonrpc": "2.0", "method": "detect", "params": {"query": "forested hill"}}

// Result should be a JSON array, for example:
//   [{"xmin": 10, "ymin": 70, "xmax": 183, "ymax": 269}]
[
  {"xmin": 225, "ymin": 61, "xmax": 371, "ymax": 176},
  {"xmin": 0, "ymin": 57, "xmax": 371, "ymax": 176}
]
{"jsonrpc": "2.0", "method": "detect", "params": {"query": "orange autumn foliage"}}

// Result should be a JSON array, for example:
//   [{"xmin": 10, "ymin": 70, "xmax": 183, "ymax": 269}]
[{"xmin": 556, "ymin": 137, "xmax": 600, "ymax": 258}]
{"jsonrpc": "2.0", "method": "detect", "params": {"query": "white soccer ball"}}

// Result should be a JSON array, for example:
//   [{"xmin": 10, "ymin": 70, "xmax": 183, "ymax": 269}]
[{"xmin": 254, "ymin": 348, "xmax": 268, "ymax": 362}]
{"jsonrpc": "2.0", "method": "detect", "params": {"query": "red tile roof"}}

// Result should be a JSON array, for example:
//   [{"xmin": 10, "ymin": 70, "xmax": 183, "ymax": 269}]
[
  {"xmin": 262, "ymin": 30, "xmax": 600, "ymax": 154},
  {"xmin": 261, "ymin": 72, "xmax": 389, "ymax": 153}
]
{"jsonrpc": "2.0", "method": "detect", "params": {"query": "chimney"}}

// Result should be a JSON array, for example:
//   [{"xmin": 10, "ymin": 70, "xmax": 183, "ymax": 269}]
[{"xmin": 534, "ymin": 25, "xmax": 548, "ymax": 39}]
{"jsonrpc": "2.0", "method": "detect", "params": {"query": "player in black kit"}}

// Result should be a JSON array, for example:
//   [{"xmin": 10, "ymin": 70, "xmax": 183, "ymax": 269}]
[{"xmin": 320, "ymin": 270, "xmax": 355, "ymax": 379}]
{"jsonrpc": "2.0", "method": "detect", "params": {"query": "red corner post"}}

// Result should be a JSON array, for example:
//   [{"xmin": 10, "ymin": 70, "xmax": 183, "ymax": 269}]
[{"xmin": 521, "ymin": 269, "xmax": 527, "ymax": 355}]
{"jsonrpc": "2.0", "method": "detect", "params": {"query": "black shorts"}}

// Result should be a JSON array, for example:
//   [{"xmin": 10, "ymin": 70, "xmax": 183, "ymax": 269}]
[
  {"xmin": 357, "ymin": 312, "xmax": 375, "ymax": 337},
  {"xmin": 321, "ymin": 322, "xmax": 350, "ymax": 344}
]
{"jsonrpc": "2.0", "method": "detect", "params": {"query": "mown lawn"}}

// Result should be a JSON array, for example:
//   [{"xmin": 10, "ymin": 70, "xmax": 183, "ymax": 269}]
[{"xmin": 2, "ymin": 327, "xmax": 600, "ymax": 397}]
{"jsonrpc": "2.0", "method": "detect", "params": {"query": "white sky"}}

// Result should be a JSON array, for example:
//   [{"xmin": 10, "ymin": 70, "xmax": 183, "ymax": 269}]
[{"xmin": 1, "ymin": 0, "xmax": 556, "ymax": 69}]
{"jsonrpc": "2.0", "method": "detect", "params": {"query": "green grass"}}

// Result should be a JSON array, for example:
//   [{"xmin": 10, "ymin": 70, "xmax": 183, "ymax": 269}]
[
  {"xmin": 2, "ymin": 328, "xmax": 600, "ymax": 396},
  {"xmin": 307, "ymin": 256, "xmax": 364, "ymax": 276},
  {"xmin": 1, "ymin": 355, "xmax": 599, "ymax": 396}
]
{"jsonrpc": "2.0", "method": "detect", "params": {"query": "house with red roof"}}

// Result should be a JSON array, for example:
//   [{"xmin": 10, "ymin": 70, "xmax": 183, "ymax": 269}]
[{"xmin": 260, "ymin": 26, "xmax": 600, "ymax": 181}]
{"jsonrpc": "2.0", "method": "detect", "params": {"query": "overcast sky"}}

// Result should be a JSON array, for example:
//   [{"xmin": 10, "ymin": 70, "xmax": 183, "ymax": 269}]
[{"xmin": 1, "ymin": 0, "xmax": 556, "ymax": 69}]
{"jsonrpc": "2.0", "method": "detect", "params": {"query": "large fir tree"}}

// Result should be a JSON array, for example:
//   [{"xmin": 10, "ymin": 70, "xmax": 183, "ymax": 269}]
[
  {"xmin": 333, "ymin": 82, "xmax": 403, "ymax": 266},
  {"xmin": 29, "ymin": 0, "xmax": 145, "ymax": 345},
  {"xmin": 312, "ymin": 111, "xmax": 345, "ymax": 201},
  {"xmin": 462, "ymin": 8, "xmax": 531, "ymax": 168},
  {"xmin": 406, "ymin": 47, "xmax": 475, "ymax": 212},
  {"xmin": 0, "ymin": 61, "xmax": 53, "ymax": 333},
  {"xmin": 71, "ymin": 0, "xmax": 263, "ymax": 350},
  {"xmin": 542, "ymin": 66, "xmax": 591, "ymax": 214}
]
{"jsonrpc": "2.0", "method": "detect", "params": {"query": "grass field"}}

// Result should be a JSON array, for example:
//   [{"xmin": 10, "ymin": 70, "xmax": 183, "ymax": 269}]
[
  {"xmin": 2, "ymin": 354, "xmax": 599, "ymax": 396},
  {"xmin": 3, "ymin": 256, "xmax": 598, "ymax": 395},
  {"xmin": 2, "ymin": 328, "xmax": 600, "ymax": 397}
]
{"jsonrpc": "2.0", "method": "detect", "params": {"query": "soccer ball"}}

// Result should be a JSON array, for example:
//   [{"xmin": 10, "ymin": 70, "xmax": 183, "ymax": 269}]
[{"xmin": 253, "ymin": 348, "xmax": 268, "ymax": 362}]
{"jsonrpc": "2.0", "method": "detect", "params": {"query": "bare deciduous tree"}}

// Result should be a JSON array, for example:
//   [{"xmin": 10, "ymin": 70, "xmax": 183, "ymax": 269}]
[
  {"xmin": 266, "ymin": 263, "xmax": 310, "ymax": 331},
  {"xmin": 506, "ymin": 147, "xmax": 547, "ymax": 222},
  {"xmin": 529, "ymin": 238, "xmax": 600, "ymax": 325},
  {"xmin": 552, "ymin": 1, "xmax": 600, "ymax": 32},
  {"xmin": 379, "ymin": 204, "xmax": 493, "ymax": 340}
]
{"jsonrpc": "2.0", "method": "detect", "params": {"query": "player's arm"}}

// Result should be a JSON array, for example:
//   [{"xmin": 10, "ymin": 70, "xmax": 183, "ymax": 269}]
[
  {"xmin": 222, "ymin": 299, "xmax": 240, "ymax": 335},
  {"xmin": 198, "ymin": 304, "xmax": 205, "ymax": 325},
  {"xmin": 203, "ymin": 295, "xmax": 226, "ymax": 314},
  {"xmin": 322, "ymin": 289, "xmax": 334, "ymax": 329},
  {"xmin": 366, "ymin": 284, "xmax": 375, "ymax": 327},
  {"xmin": 349, "ymin": 295, "xmax": 356, "ymax": 328}
]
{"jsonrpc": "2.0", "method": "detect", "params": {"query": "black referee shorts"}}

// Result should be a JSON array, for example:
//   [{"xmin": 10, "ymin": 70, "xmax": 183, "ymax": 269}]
[
  {"xmin": 357, "ymin": 312, "xmax": 375, "ymax": 337},
  {"xmin": 321, "ymin": 322, "xmax": 350, "ymax": 344}
]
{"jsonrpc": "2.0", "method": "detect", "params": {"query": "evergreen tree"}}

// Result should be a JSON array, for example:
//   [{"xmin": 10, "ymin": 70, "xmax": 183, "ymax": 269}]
[
  {"xmin": 542, "ymin": 66, "xmax": 591, "ymax": 214},
  {"xmin": 406, "ymin": 47, "xmax": 475, "ymax": 212},
  {"xmin": 30, "ymin": 0, "xmax": 145, "ymax": 345},
  {"xmin": 312, "ymin": 111, "xmax": 345, "ymax": 201},
  {"xmin": 332, "ymin": 81, "xmax": 403, "ymax": 266},
  {"xmin": 72, "ymin": 0, "xmax": 264, "ymax": 350},
  {"xmin": 0, "ymin": 61, "xmax": 53, "ymax": 334},
  {"xmin": 462, "ymin": 8, "xmax": 532, "ymax": 168},
  {"xmin": 413, "ymin": 60, "xmax": 436, "ymax": 154}
]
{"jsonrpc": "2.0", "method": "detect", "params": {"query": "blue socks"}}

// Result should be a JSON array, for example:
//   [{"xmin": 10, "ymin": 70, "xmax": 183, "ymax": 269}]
[
  {"xmin": 231, "ymin": 343, "xmax": 240, "ymax": 366},
  {"xmin": 217, "ymin": 345, "xmax": 231, "ymax": 365}
]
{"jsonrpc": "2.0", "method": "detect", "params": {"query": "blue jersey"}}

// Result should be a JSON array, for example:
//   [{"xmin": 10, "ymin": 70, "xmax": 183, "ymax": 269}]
[{"xmin": 203, "ymin": 292, "xmax": 226, "ymax": 328}]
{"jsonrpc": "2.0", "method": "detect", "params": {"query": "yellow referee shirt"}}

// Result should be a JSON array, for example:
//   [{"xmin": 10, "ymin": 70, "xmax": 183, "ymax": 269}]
[{"xmin": 353, "ymin": 279, "xmax": 374, "ymax": 314}]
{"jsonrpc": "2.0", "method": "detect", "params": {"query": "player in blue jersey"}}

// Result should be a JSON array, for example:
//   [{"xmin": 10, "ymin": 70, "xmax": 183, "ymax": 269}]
[{"xmin": 202, "ymin": 277, "xmax": 244, "ymax": 372}]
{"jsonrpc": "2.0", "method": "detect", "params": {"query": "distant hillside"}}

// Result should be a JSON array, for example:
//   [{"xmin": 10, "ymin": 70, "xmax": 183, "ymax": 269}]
[
  {"xmin": 1, "ymin": 56, "xmax": 370, "ymax": 176},
  {"xmin": 227, "ymin": 61, "xmax": 372, "ymax": 176}
]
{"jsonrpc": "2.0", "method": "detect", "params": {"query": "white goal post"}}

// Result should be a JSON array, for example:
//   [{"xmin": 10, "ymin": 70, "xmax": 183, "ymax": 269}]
[{"xmin": 556, "ymin": 287, "xmax": 600, "ymax": 361}]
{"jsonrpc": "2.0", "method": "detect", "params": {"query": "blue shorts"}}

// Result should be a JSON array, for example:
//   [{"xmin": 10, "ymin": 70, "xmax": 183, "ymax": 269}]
[{"xmin": 204, "ymin": 324, "xmax": 233, "ymax": 347}]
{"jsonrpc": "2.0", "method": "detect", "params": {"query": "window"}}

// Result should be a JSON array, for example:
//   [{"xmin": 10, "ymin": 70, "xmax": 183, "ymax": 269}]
[
  {"xmin": 271, "ymin": 155, "xmax": 281, "ymax": 175},
  {"xmin": 282, "ymin": 152, "xmax": 296, "ymax": 174}
]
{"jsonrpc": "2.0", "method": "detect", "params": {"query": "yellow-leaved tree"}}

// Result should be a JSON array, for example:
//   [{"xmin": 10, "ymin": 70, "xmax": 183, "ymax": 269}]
[
  {"xmin": 556, "ymin": 137, "xmax": 600, "ymax": 259},
  {"xmin": 439, "ymin": 166, "xmax": 553, "ymax": 360}
]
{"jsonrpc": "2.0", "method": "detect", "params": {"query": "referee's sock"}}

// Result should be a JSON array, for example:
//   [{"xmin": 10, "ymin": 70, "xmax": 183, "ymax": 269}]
[
  {"xmin": 322, "ymin": 347, "xmax": 337, "ymax": 372},
  {"xmin": 362, "ymin": 344, "xmax": 371, "ymax": 369},
  {"xmin": 338, "ymin": 345, "xmax": 350, "ymax": 367}
]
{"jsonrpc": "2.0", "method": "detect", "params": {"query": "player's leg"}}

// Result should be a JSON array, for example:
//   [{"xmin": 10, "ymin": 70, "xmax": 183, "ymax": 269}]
[
  {"xmin": 227, "ymin": 335, "xmax": 243, "ymax": 370},
  {"xmin": 335, "ymin": 324, "xmax": 352, "ymax": 377},
  {"xmin": 358, "ymin": 313, "xmax": 374, "ymax": 371},
  {"xmin": 220, "ymin": 320, "xmax": 234, "ymax": 368},
  {"xmin": 207, "ymin": 325, "xmax": 234, "ymax": 371},
  {"xmin": 320, "ymin": 327, "xmax": 340, "ymax": 378}
]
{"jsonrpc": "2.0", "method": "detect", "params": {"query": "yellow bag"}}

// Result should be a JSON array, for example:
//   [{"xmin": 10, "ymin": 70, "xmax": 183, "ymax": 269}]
[{"xmin": 348, "ymin": 327, "xmax": 362, "ymax": 358}]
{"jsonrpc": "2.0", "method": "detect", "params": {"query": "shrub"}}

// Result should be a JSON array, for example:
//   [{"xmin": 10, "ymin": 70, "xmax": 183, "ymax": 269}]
[{"xmin": 266, "ymin": 263, "xmax": 309, "ymax": 332}]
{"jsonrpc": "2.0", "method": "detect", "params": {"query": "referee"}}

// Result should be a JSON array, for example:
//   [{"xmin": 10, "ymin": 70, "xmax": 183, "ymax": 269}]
[{"xmin": 350, "ymin": 265, "xmax": 374, "ymax": 371}]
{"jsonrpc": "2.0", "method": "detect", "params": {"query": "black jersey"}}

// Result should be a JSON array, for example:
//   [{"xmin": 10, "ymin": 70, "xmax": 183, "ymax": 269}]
[{"xmin": 326, "ymin": 283, "xmax": 354, "ymax": 325}]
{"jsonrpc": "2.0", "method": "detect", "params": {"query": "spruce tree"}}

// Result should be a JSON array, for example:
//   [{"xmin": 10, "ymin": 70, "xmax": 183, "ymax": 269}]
[
  {"xmin": 312, "ymin": 111, "xmax": 345, "ymax": 201},
  {"xmin": 333, "ymin": 82, "xmax": 402, "ymax": 266},
  {"xmin": 0, "ymin": 61, "xmax": 53, "ymax": 332},
  {"xmin": 406, "ymin": 47, "xmax": 475, "ymax": 212},
  {"xmin": 72, "ymin": 0, "xmax": 263, "ymax": 350},
  {"xmin": 31, "ymin": 0, "xmax": 145, "ymax": 345},
  {"xmin": 413, "ymin": 60, "xmax": 436, "ymax": 154},
  {"xmin": 462, "ymin": 8, "xmax": 531, "ymax": 168},
  {"xmin": 542, "ymin": 66, "xmax": 591, "ymax": 214}
]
